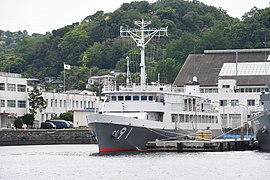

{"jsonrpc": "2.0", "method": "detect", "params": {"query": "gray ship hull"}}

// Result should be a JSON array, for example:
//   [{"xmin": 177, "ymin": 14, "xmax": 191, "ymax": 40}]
[
  {"xmin": 252, "ymin": 112, "xmax": 270, "ymax": 150},
  {"xmin": 89, "ymin": 121, "xmax": 222, "ymax": 153}
]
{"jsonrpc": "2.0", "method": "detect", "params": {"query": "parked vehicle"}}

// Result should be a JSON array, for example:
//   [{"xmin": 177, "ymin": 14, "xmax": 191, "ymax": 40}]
[
  {"xmin": 40, "ymin": 122, "xmax": 56, "ymax": 129},
  {"xmin": 46, "ymin": 120, "xmax": 70, "ymax": 129},
  {"xmin": 67, "ymin": 121, "xmax": 74, "ymax": 128}
]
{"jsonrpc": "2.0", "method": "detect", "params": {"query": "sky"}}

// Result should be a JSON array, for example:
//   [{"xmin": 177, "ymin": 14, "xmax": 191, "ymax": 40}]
[{"xmin": 0, "ymin": 0, "xmax": 269, "ymax": 34}]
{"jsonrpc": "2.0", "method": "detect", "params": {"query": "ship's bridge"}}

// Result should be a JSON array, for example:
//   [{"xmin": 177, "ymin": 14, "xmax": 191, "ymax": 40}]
[{"xmin": 100, "ymin": 91, "xmax": 165, "ymax": 113}]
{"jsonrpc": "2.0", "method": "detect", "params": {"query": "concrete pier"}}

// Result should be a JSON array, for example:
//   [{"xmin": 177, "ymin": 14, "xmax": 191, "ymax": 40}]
[
  {"xmin": 0, "ymin": 129, "xmax": 96, "ymax": 146},
  {"xmin": 146, "ymin": 138, "xmax": 257, "ymax": 152}
]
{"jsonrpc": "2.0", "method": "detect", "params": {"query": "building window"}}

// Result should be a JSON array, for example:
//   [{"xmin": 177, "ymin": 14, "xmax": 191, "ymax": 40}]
[
  {"xmin": 60, "ymin": 100, "xmax": 62, "ymax": 107},
  {"xmin": 18, "ymin": 100, "xmax": 26, "ymax": 108},
  {"xmin": 55, "ymin": 99, "xmax": 57, "ymax": 107},
  {"xmin": 171, "ymin": 114, "xmax": 178, "ymax": 122},
  {"xmin": 7, "ymin": 84, "xmax": 16, "ymax": 91},
  {"xmin": 64, "ymin": 100, "xmax": 66, "ymax": 107},
  {"xmin": 17, "ymin": 84, "xmax": 26, "ymax": 92},
  {"xmin": 222, "ymin": 85, "xmax": 230, "ymax": 88},
  {"xmin": 7, "ymin": 100, "xmax": 16, "ymax": 108},
  {"xmin": 51, "ymin": 99, "xmax": 53, "ymax": 107},
  {"xmin": 0, "ymin": 100, "xmax": 5, "ymax": 107},
  {"xmin": 231, "ymin": 99, "xmax": 239, "ymax": 106},
  {"xmin": 0, "ymin": 83, "xmax": 5, "ymax": 91},
  {"xmin": 247, "ymin": 99, "xmax": 255, "ymax": 106},
  {"xmin": 229, "ymin": 114, "xmax": 241, "ymax": 128},
  {"xmin": 219, "ymin": 100, "xmax": 227, "ymax": 106}
]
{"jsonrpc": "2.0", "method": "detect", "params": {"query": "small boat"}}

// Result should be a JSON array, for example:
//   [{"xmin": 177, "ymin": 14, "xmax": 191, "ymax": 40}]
[{"xmin": 87, "ymin": 19, "xmax": 223, "ymax": 153}]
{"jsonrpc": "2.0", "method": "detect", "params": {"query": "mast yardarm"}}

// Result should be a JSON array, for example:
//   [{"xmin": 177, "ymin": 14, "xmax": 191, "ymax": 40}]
[{"xmin": 120, "ymin": 19, "xmax": 168, "ymax": 90}]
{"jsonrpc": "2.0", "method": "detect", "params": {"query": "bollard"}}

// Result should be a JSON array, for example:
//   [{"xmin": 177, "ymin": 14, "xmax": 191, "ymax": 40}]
[
  {"xmin": 241, "ymin": 141, "xmax": 245, "ymax": 151},
  {"xmin": 227, "ymin": 142, "xmax": 231, "ymax": 150},
  {"xmin": 177, "ymin": 142, "xmax": 183, "ymax": 152},
  {"xmin": 219, "ymin": 142, "xmax": 224, "ymax": 151}
]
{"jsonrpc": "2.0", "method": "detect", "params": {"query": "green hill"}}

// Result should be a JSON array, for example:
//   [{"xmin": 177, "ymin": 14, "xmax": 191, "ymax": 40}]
[{"xmin": 0, "ymin": 0, "xmax": 270, "ymax": 90}]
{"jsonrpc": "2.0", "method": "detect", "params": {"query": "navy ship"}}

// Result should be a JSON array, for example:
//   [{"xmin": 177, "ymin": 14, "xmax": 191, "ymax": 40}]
[
  {"xmin": 252, "ymin": 93, "xmax": 270, "ymax": 150},
  {"xmin": 87, "ymin": 20, "xmax": 223, "ymax": 153}
]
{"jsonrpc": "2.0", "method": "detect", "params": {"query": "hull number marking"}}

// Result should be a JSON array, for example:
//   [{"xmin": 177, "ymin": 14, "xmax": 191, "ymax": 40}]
[{"xmin": 112, "ymin": 127, "xmax": 133, "ymax": 140}]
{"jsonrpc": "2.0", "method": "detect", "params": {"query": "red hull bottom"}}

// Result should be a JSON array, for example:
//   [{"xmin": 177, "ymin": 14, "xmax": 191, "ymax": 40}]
[{"xmin": 99, "ymin": 147, "xmax": 148, "ymax": 153}]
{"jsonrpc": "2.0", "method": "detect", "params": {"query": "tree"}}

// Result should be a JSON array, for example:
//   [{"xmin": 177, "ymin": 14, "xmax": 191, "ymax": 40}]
[
  {"xmin": 156, "ymin": 58, "xmax": 180, "ymax": 83},
  {"xmin": 28, "ymin": 86, "xmax": 47, "ymax": 115},
  {"xmin": 14, "ymin": 117, "xmax": 23, "ymax": 128},
  {"xmin": 22, "ymin": 114, "xmax": 34, "ymax": 128},
  {"xmin": 59, "ymin": 112, "xmax": 73, "ymax": 122}
]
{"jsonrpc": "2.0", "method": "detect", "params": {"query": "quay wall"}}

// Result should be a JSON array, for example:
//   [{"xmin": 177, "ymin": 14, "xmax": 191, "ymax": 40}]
[{"xmin": 0, "ymin": 129, "xmax": 96, "ymax": 146}]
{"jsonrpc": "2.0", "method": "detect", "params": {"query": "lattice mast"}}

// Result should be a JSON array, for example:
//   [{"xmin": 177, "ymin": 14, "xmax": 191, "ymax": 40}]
[
  {"xmin": 120, "ymin": 19, "xmax": 168, "ymax": 90},
  {"xmin": 126, "ymin": 56, "xmax": 132, "ymax": 87}
]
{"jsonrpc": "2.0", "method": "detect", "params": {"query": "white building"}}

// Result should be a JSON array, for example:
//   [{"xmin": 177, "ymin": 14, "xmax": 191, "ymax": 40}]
[
  {"xmin": 0, "ymin": 72, "xmax": 28, "ymax": 128},
  {"xmin": 0, "ymin": 72, "xmax": 97, "ymax": 128},
  {"xmin": 174, "ymin": 49, "xmax": 270, "ymax": 129},
  {"xmin": 37, "ymin": 90, "xmax": 97, "ymax": 123},
  {"xmin": 184, "ymin": 78, "xmax": 263, "ymax": 129}
]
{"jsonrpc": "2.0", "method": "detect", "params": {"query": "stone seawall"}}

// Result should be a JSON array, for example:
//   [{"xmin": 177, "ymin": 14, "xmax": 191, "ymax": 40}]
[{"xmin": 0, "ymin": 129, "xmax": 97, "ymax": 146}]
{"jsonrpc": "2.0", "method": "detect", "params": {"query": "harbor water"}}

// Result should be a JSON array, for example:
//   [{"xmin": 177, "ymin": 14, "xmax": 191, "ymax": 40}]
[{"xmin": 0, "ymin": 144, "xmax": 270, "ymax": 180}]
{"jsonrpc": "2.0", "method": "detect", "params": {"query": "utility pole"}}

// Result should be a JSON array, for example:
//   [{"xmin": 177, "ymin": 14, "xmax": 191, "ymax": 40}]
[{"xmin": 120, "ymin": 19, "xmax": 167, "ymax": 90}]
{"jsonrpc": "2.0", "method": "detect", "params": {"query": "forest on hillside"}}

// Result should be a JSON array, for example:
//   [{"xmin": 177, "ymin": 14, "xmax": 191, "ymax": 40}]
[{"xmin": 1, "ymin": 0, "xmax": 270, "ymax": 90}]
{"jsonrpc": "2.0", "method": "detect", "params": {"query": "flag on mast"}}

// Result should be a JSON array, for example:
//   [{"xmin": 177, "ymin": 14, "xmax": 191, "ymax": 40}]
[{"xmin": 64, "ymin": 64, "xmax": 71, "ymax": 70}]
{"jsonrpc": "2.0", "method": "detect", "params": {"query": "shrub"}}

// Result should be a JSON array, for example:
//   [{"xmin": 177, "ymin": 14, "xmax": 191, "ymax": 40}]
[
  {"xmin": 22, "ymin": 114, "xmax": 34, "ymax": 128},
  {"xmin": 14, "ymin": 118, "xmax": 23, "ymax": 128}
]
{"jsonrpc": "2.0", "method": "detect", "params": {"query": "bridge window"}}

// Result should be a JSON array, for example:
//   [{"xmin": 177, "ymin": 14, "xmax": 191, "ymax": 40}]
[
  {"xmin": 118, "ymin": 96, "xmax": 124, "ymax": 101},
  {"xmin": 111, "ymin": 96, "xmax": 116, "ymax": 101},
  {"xmin": 141, "ymin": 95, "xmax": 147, "ymax": 101},
  {"xmin": 125, "ymin": 96, "xmax": 131, "ymax": 101}
]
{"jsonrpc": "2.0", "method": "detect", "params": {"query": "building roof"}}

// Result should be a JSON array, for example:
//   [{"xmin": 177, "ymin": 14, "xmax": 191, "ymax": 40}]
[
  {"xmin": 173, "ymin": 49, "xmax": 270, "ymax": 87},
  {"xmin": 219, "ymin": 62, "xmax": 270, "ymax": 76}
]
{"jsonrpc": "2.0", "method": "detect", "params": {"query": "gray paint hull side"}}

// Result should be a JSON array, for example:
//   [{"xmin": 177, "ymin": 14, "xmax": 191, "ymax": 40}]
[
  {"xmin": 252, "ymin": 113, "xmax": 270, "ymax": 150},
  {"xmin": 89, "ymin": 122, "xmax": 222, "ymax": 152}
]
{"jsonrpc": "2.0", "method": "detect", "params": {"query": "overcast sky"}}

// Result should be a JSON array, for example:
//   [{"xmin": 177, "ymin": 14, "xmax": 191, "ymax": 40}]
[{"xmin": 0, "ymin": 0, "xmax": 269, "ymax": 34}]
